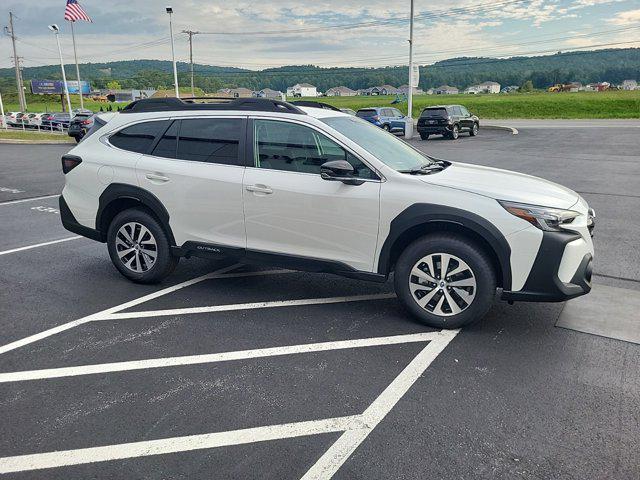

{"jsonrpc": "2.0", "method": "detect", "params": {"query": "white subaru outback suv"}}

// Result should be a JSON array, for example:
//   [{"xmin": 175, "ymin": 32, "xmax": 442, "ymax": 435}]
[{"xmin": 59, "ymin": 97, "xmax": 595, "ymax": 328}]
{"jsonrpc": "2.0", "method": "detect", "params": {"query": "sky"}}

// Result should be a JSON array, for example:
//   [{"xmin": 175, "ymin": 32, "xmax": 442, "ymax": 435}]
[{"xmin": 1, "ymin": 0, "xmax": 639, "ymax": 69}]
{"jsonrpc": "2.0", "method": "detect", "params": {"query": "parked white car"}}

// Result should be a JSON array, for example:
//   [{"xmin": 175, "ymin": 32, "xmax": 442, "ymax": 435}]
[
  {"xmin": 5, "ymin": 112, "xmax": 23, "ymax": 127},
  {"xmin": 59, "ymin": 98, "xmax": 595, "ymax": 328},
  {"xmin": 27, "ymin": 113, "xmax": 45, "ymax": 128}
]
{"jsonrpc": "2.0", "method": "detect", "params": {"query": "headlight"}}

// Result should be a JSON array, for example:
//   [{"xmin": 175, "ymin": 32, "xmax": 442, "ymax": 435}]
[{"xmin": 499, "ymin": 200, "xmax": 581, "ymax": 232}]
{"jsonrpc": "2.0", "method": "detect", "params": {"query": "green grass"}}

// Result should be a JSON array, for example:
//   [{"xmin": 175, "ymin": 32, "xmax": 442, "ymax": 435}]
[
  {"xmin": 301, "ymin": 90, "xmax": 640, "ymax": 119},
  {"xmin": 0, "ymin": 130, "xmax": 73, "ymax": 142}
]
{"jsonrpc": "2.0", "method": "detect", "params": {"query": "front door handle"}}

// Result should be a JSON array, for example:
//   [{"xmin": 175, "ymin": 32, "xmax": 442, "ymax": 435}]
[
  {"xmin": 246, "ymin": 184, "xmax": 273, "ymax": 195},
  {"xmin": 145, "ymin": 173, "xmax": 170, "ymax": 183}
]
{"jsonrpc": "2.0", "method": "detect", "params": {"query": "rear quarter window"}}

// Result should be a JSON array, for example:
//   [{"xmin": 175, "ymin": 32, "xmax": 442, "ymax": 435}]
[
  {"xmin": 109, "ymin": 120, "xmax": 170, "ymax": 154},
  {"xmin": 356, "ymin": 109, "xmax": 377, "ymax": 118}
]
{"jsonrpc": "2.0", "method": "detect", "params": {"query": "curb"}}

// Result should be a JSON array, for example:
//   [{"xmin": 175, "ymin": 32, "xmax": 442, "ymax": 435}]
[
  {"xmin": 0, "ymin": 138, "xmax": 74, "ymax": 145},
  {"xmin": 481, "ymin": 124, "xmax": 519, "ymax": 135}
]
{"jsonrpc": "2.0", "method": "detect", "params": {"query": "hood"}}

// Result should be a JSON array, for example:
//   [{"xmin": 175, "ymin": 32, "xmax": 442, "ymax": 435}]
[{"xmin": 423, "ymin": 162, "xmax": 579, "ymax": 210}]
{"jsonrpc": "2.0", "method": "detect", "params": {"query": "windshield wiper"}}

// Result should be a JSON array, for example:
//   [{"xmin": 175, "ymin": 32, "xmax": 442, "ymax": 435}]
[{"xmin": 400, "ymin": 160, "xmax": 449, "ymax": 175}]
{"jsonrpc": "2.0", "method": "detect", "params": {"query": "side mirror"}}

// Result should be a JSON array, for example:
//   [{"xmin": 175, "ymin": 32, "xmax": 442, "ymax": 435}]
[{"xmin": 320, "ymin": 160, "xmax": 364, "ymax": 185}]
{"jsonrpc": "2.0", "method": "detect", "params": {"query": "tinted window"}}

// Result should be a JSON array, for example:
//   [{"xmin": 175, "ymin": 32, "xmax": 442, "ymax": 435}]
[
  {"xmin": 460, "ymin": 106, "xmax": 470, "ymax": 116},
  {"xmin": 392, "ymin": 109, "xmax": 403, "ymax": 117},
  {"xmin": 421, "ymin": 108, "xmax": 448, "ymax": 118},
  {"xmin": 254, "ymin": 120, "xmax": 377, "ymax": 178},
  {"xmin": 356, "ymin": 109, "xmax": 377, "ymax": 118},
  {"xmin": 177, "ymin": 118, "xmax": 242, "ymax": 165},
  {"xmin": 110, "ymin": 120, "xmax": 169, "ymax": 154},
  {"xmin": 452, "ymin": 106, "xmax": 463, "ymax": 116},
  {"xmin": 151, "ymin": 120, "xmax": 179, "ymax": 159}
]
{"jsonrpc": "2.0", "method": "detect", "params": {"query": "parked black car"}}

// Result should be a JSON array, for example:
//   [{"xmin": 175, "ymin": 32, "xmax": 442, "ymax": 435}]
[
  {"xmin": 68, "ymin": 113, "xmax": 94, "ymax": 142},
  {"xmin": 41, "ymin": 112, "xmax": 71, "ymax": 130},
  {"xmin": 416, "ymin": 105, "xmax": 479, "ymax": 140}
]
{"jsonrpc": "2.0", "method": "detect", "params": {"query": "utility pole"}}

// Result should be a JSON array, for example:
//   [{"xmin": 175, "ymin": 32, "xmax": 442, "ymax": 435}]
[
  {"xmin": 182, "ymin": 30, "xmax": 200, "ymax": 97},
  {"xmin": 7, "ymin": 12, "xmax": 27, "ymax": 111},
  {"xmin": 166, "ymin": 7, "xmax": 179, "ymax": 98},
  {"xmin": 405, "ymin": 0, "xmax": 415, "ymax": 139}
]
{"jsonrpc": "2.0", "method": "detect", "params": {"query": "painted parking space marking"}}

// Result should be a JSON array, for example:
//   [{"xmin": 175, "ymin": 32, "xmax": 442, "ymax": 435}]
[
  {"xmin": 0, "ymin": 186, "xmax": 25, "ymax": 194},
  {"xmin": 0, "ymin": 415, "xmax": 364, "ymax": 474},
  {"xmin": 0, "ymin": 194, "xmax": 60, "ymax": 206},
  {"xmin": 0, "ymin": 236, "xmax": 82, "ymax": 256},
  {"xmin": 29, "ymin": 205, "xmax": 59, "ymax": 214},
  {"xmin": 0, "ymin": 331, "xmax": 437, "ymax": 383},
  {"xmin": 105, "ymin": 292, "xmax": 397, "ymax": 321},
  {"xmin": 0, "ymin": 330, "xmax": 458, "ymax": 475}
]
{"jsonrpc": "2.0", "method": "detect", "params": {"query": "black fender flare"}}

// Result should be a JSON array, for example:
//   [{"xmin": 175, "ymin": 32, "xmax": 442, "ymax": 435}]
[
  {"xmin": 377, "ymin": 203, "xmax": 512, "ymax": 290},
  {"xmin": 96, "ymin": 183, "xmax": 176, "ymax": 245}
]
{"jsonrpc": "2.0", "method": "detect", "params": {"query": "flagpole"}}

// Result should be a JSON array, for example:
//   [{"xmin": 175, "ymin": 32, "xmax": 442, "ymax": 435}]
[{"xmin": 69, "ymin": 21, "xmax": 84, "ymax": 110}]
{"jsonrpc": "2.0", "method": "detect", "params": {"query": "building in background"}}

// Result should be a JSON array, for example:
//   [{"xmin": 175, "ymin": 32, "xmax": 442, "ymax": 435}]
[
  {"xmin": 464, "ymin": 81, "xmax": 501, "ymax": 94},
  {"xmin": 433, "ymin": 85, "xmax": 459, "ymax": 95},
  {"xmin": 325, "ymin": 86, "xmax": 357, "ymax": 96},
  {"xmin": 286, "ymin": 83, "xmax": 318, "ymax": 97},
  {"xmin": 397, "ymin": 85, "xmax": 424, "ymax": 95},
  {"xmin": 256, "ymin": 88, "xmax": 285, "ymax": 100},
  {"xmin": 622, "ymin": 79, "xmax": 638, "ymax": 90}
]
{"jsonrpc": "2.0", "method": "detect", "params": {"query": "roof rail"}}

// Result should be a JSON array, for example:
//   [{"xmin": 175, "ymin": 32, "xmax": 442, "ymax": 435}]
[
  {"xmin": 121, "ymin": 97, "xmax": 306, "ymax": 114},
  {"xmin": 290, "ymin": 101, "xmax": 342, "ymax": 112}
]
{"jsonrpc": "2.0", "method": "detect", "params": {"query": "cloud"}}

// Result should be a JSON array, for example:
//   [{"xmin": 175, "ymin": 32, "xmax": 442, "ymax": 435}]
[{"xmin": 606, "ymin": 8, "xmax": 640, "ymax": 25}]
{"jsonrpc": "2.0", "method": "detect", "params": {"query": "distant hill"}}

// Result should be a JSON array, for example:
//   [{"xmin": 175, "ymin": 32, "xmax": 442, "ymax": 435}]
[{"xmin": 0, "ymin": 48, "xmax": 638, "ymax": 95}]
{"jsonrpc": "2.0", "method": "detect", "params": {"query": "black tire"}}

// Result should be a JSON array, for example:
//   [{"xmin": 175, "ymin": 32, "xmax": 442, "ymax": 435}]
[
  {"xmin": 469, "ymin": 123, "xmax": 479, "ymax": 136},
  {"xmin": 383, "ymin": 124, "xmax": 391, "ymax": 132},
  {"xmin": 107, "ymin": 208, "xmax": 178, "ymax": 284},
  {"xmin": 73, "ymin": 135, "xmax": 82, "ymax": 143},
  {"xmin": 394, "ymin": 233, "xmax": 497, "ymax": 329},
  {"xmin": 449, "ymin": 124, "xmax": 459, "ymax": 140},
  {"xmin": 420, "ymin": 133, "xmax": 429, "ymax": 140}
]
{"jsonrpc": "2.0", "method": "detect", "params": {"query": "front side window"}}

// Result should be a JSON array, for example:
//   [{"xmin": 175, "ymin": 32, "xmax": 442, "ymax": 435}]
[
  {"xmin": 460, "ymin": 106, "xmax": 470, "ymax": 116},
  {"xmin": 177, "ymin": 118, "xmax": 242, "ymax": 165},
  {"xmin": 110, "ymin": 120, "xmax": 170, "ymax": 154},
  {"xmin": 253, "ymin": 119, "xmax": 377, "ymax": 178}
]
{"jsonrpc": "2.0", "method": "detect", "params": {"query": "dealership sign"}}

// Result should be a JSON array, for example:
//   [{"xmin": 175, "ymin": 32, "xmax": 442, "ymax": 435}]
[{"xmin": 30, "ymin": 79, "xmax": 91, "ymax": 95}]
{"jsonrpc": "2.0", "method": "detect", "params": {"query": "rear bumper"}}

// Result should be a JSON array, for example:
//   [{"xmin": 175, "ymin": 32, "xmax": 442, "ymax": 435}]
[
  {"xmin": 59, "ymin": 195, "xmax": 104, "ymax": 242},
  {"xmin": 501, "ymin": 231, "xmax": 593, "ymax": 302},
  {"xmin": 417, "ymin": 124, "xmax": 452, "ymax": 134}
]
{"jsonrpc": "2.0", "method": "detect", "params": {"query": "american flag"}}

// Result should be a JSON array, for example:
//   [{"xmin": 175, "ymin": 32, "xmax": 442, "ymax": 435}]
[{"xmin": 64, "ymin": 0, "xmax": 92, "ymax": 22}]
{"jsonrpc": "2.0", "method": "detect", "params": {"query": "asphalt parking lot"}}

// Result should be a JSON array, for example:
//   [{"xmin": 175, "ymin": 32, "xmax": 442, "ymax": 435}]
[{"xmin": 1, "ymin": 124, "xmax": 639, "ymax": 479}]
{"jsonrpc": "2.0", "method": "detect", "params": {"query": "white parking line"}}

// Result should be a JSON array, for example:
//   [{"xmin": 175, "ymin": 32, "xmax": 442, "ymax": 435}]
[
  {"xmin": 0, "ymin": 236, "xmax": 82, "ymax": 256},
  {"xmin": 0, "ymin": 415, "xmax": 365, "ymax": 474},
  {"xmin": 301, "ymin": 329, "xmax": 458, "ymax": 479},
  {"xmin": 0, "ymin": 194, "xmax": 60, "ymax": 206},
  {"xmin": 0, "ymin": 329, "xmax": 459, "ymax": 474},
  {"xmin": 103, "ymin": 292, "xmax": 397, "ymax": 321},
  {"xmin": 0, "ymin": 331, "xmax": 438, "ymax": 383}
]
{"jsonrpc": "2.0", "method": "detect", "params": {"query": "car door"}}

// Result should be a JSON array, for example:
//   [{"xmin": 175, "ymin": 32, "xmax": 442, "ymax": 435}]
[
  {"xmin": 134, "ymin": 116, "xmax": 247, "ymax": 249},
  {"xmin": 390, "ymin": 108, "xmax": 405, "ymax": 131},
  {"xmin": 243, "ymin": 117, "xmax": 381, "ymax": 272},
  {"xmin": 459, "ymin": 106, "xmax": 474, "ymax": 130}
]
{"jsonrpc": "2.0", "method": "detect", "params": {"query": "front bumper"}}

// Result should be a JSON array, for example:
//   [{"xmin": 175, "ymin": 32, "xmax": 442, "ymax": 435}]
[{"xmin": 501, "ymin": 231, "xmax": 593, "ymax": 302}]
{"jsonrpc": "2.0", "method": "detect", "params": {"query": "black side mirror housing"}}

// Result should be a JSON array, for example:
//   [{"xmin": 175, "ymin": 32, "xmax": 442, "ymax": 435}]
[{"xmin": 320, "ymin": 160, "xmax": 363, "ymax": 185}]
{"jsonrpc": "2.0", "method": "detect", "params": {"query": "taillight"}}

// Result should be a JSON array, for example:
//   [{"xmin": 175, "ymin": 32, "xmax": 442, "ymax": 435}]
[
  {"xmin": 62, "ymin": 155, "xmax": 82, "ymax": 174},
  {"xmin": 81, "ymin": 119, "xmax": 91, "ymax": 125}
]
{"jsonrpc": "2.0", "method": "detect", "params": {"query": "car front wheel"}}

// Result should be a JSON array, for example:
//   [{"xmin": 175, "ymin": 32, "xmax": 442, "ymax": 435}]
[
  {"xmin": 107, "ymin": 208, "xmax": 178, "ymax": 284},
  {"xmin": 470, "ymin": 123, "xmax": 479, "ymax": 136},
  {"xmin": 394, "ymin": 234, "xmax": 497, "ymax": 329},
  {"xmin": 420, "ymin": 133, "xmax": 429, "ymax": 140}
]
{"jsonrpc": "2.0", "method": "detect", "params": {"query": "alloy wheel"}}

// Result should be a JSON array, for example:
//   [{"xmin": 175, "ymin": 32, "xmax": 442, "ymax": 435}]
[
  {"xmin": 115, "ymin": 222, "xmax": 158, "ymax": 273},
  {"xmin": 408, "ymin": 253, "xmax": 476, "ymax": 317}
]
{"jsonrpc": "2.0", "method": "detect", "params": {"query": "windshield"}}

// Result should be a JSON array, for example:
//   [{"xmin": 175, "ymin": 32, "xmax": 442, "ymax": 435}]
[
  {"xmin": 421, "ymin": 108, "xmax": 448, "ymax": 118},
  {"xmin": 321, "ymin": 116, "xmax": 434, "ymax": 171}
]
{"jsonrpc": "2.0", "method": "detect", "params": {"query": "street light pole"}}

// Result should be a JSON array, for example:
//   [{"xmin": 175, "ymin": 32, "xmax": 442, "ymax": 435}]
[
  {"xmin": 70, "ymin": 21, "xmax": 84, "ymax": 110},
  {"xmin": 49, "ymin": 24, "xmax": 73, "ymax": 117},
  {"xmin": 405, "ymin": 0, "xmax": 415, "ymax": 139},
  {"xmin": 166, "ymin": 6, "xmax": 180, "ymax": 98}
]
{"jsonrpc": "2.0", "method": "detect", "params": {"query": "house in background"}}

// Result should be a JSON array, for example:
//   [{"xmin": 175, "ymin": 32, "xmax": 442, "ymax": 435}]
[
  {"xmin": 585, "ymin": 82, "xmax": 610, "ymax": 92},
  {"xmin": 217, "ymin": 87, "xmax": 254, "ymax": 98},
  {"xmin": 256, "ymin": 88, "xmax": 285, "ymax": 100},
  {"xmin": 286, "ymin": 83, "xmax": 318, "ymax": 97},
  {"xmin": 465, "ymin": 81, "xmax": 501, "ymax": 94},
  {"xmin": 622, "ymin": 79, "xmax": 638, "ymax": 90},
  {"xmin": 325, "ymin": 86, "xmax": 357, "ymax": 96},
  {"xmin": 434, "ymin": 85, "xmax": 459, "ymax": 95},
  {"xmin": 397, "ymin": 85, "xmax": 424, "ymax": 95}
]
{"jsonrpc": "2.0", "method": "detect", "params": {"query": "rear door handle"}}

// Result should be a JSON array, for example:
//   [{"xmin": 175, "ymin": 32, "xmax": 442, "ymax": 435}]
[
  {"xmin": 145, "ymin": 173, "xmax": 170, "ymax": 183},
  {"xmin": 246, "ymin": 184, "xmax": 273, "ymax": 195}
]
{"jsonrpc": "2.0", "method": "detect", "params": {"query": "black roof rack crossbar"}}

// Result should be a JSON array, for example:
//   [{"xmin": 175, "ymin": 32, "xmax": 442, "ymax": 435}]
[
  {"xmin": 290, "ymin": 101, "xmax": 342, "ymax": 112},
  {"xmin": 121, "ymin": 97, "xmax": 306, "ymax": 114}
]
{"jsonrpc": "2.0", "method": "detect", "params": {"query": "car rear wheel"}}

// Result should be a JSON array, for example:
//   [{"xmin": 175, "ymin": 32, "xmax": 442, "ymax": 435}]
[
  {"xmin": 470, "ymin": 123, "xmax": 479, "ymax": 136},
  {"xmin": 420, "ymin": 133, "xmax": 429, "ymax": 140},
  {"xmin": 449, "ymin": 124, "xmax": 459, "ymax": 140},
  {"xmin": 394, "ymin": 234, "xmax": 497, "ymax": 329},
  {"xmin": 383, "ymin": 124, "xmax": 391, "ymax": 131},
  {"xmin": 107, "ymin": 208, "xmax": 178, "ymax": 284}
]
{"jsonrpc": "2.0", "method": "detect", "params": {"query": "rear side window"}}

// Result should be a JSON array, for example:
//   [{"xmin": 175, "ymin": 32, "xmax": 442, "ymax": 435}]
[
  {"xmin": 176, "ymin": 118, "xmax": 242, "ymax": 165},
  {"xmin": 356, "ymin": 109, "xmax": 377, "ymax": 118},
  {"xmin": 151, "ymin": 121, "xmax": 179, "ymax": 159},
  {"xmin": 110, "ymin": 120, "xmax": 169, "ymax": 154}
]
